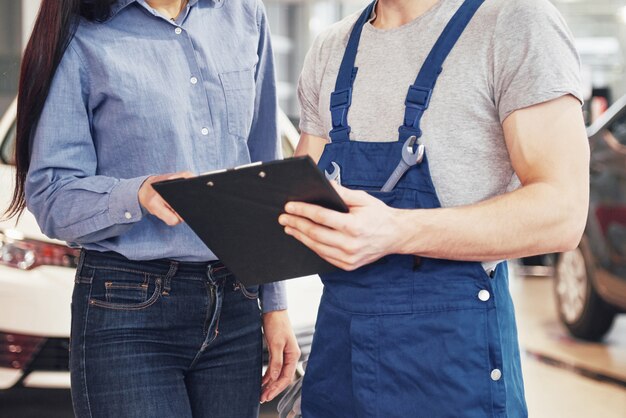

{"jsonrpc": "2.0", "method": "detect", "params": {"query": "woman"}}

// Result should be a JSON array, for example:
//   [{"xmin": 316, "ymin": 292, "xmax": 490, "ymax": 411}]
[
  {"xmin": 280, "ymin": 0, "xmax": 588, "ymax": 416},
  {"xmin": 7, "ymin": 1, "xmax": 299, "ymax": 417}
]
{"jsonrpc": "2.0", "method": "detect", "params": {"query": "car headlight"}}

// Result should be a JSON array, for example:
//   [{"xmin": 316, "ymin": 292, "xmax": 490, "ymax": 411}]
[{"xmin": 0, "ymin": 230, "xmax": 79, "ymax": 270}]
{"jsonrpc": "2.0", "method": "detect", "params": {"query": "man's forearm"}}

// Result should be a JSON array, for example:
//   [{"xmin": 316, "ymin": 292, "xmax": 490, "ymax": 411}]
[{"xmin": 393, "ymin": 181, "xmax": 588, "ymax": 262}]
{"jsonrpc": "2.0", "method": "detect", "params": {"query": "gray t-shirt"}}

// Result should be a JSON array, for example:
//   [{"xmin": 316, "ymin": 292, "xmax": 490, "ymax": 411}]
[{"xmin": 298, "ymin": 0, "xmax": 583, "ymax": 209}]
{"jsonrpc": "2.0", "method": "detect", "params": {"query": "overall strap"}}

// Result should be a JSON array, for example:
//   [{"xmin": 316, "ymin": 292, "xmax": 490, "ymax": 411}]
[
  {"xmin": 328, "ymin": 1, "xmax": 376, "ymax": 143},
  {"xmin": 399, "ymin": 0, "xmax": 484, "ymax": 142}
]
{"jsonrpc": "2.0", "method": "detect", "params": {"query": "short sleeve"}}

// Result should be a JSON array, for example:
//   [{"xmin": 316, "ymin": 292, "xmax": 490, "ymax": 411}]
[
  {"xmin": 297, "ymin": 34, "xmax": 327, "ymax": 138},
  {"xmin": 492, "ymin": 0, "xmax": 583, "ymax": 123}
]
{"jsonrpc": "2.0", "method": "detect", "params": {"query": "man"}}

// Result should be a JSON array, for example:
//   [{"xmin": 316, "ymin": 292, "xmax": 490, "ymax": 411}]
[{"xmin": 278, "ymin": 0, "xmax": 589, "ymax": 416}]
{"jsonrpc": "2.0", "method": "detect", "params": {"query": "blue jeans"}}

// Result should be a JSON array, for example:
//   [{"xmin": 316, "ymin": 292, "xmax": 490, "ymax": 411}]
[{"xmin": 70, "ymin": 250, "xmax": 263, "ymax": 418}]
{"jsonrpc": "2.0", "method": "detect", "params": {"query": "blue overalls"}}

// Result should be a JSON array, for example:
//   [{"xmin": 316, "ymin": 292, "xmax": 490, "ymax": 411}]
[{"xmin": 301, "ymin": 1, "xmax": 528, "ymax": 417}]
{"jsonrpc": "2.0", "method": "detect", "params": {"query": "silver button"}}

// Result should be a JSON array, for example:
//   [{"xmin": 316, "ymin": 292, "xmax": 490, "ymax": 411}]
[
  {"xmin": 124, "ymin": 211, "xmax": 132, "ymax": 220},
  {"xmin": 491, "ymin": 369, "xmax": 502, "ymax": 381},
  {"xmin": 478, "ymin": 290, "xmax": 490, "ymax": 302},
  {"xmin": 190, "ymin": 76, "xmax": 198, "ymax": 85},
  {"xmin": 175, "ymin": 27, "xmax": 182, "ymax": 35},
  {"xmin": 201, "ymin": 127, "xmax": 209, "ymax": 136}
]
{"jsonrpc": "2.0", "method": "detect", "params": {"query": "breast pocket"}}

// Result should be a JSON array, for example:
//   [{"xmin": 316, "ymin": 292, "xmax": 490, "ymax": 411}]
[{"xmin": 219, "ymin": 69, "xmax": 256, "ymax": 140}]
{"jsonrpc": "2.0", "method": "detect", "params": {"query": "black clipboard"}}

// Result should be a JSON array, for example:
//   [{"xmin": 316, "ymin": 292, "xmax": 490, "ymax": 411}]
[{"xmin": 152, "ymin": 156, "xmax": 348, "ymax": 286}]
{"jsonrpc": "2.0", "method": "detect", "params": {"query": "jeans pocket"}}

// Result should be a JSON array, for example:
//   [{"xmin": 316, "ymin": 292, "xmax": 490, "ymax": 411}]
[
  {"xmin": 105, "ymin": 281, "xmax": 148, "ymax": 304},
  {"xmin": 88, "ymin": 267, "xmax": 162, "ymax": 311},
  {"xmin": 235, "ymin": 280, "xmax": 260, "ymax": 300}
]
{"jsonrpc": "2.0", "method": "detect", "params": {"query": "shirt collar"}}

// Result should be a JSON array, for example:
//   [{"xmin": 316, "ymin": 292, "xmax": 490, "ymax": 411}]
[
  {"xmin": 108, "ymin": 0, "xmax": 202, "ymax": 20},
  {"xmin": 109, "ymin": 0, "xmax": 136, "ymax": 18}
]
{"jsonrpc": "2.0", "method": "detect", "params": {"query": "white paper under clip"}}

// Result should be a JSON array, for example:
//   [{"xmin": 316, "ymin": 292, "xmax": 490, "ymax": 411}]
[
  {"xmin": 233, "ymin": 161, "xmax": 263, "ymax": 170},
  {"xmin": 200, "ymin": 168, "xmax": 227, "ymax": 176},
  {"xmin": 200, "ymin": 161, "xmax": 262, "ymax": 176}
]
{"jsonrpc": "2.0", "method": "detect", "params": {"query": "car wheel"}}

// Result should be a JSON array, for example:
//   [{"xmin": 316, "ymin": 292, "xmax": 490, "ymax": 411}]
[{"xmin": 555, "ymin": 241, "xmax": 616, "ymax": 341}]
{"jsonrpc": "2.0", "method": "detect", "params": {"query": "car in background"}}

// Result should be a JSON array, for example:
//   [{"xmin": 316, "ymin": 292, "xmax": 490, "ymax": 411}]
[
  {"xmin": 0, "ymin": 98, "xmax": 321, "ymax": 392},
  {"xmin": 516, "ymin": 254, "xmax": 557, "ymax": 277},
  {"xmin": 554, "ymin": 94, "xmax": 626, "ymax": 341}
]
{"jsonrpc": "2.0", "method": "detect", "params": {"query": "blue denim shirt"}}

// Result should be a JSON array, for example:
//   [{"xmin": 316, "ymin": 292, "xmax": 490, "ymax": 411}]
[{"xmin": 25, "ymin": 0, "xmax": 287, "ymax": 312}]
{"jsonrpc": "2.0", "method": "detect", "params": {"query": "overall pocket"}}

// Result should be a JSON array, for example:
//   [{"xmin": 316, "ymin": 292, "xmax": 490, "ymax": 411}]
[
  {"xmin": 372, "ymin": 308, "xmax": 495, "ymax": 418},
  {"xmin": 363, "ymin": 187, "xmax": 420, "ymax": 210},
  {"xmin": 365, "ymin": 189, "xmax": 397, "ymax": 206},
  {"xmin": 87, "ymin": 266, "xmax": 162, "ymax": 311},
  {"xmin": 219, "ymin": 68, "xmax": 255, "ymax": 139}
]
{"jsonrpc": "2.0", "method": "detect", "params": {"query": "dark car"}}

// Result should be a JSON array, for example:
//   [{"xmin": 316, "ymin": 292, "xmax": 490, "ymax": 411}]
[{"xmin": 554, "ymin": 95, "xmax": 626, "ymax": 341}]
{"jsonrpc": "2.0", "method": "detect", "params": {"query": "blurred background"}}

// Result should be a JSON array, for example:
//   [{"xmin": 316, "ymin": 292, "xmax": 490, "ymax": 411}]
[{"xmin": 1, "ymin": 1, "xmax": 626, "ymax": 417}]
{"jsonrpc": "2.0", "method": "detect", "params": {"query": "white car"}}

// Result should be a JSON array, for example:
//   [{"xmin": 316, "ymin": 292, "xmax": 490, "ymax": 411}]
[{"xmin": 0, "ymin": 98, "xmax": 321, "ymax": 392}]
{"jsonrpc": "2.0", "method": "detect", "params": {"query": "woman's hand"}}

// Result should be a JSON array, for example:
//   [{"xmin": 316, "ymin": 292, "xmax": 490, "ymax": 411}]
[
  {"xmin": 261, "ymin": 310, "xmax": 301, "ymax": 403},
  {"xmin": 278, "ymin": 183, "xmax": 403, "ymax": 271},
  {"xmin": 138, "ymin": 172, "xmax": 195, "ymax": 226}
]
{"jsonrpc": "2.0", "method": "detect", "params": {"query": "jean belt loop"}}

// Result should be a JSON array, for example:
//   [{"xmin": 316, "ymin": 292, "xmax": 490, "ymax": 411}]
[
  {"xmin": 207, "ymin": 262, "xmax": 218, "ymax": 286},
  {"xmin": 74, "ymin": 249, "xmax": 87, "ymax": 283},
  {"xmin": 163, "ymin": 261, "xmax": 178, "ymax": 295}
]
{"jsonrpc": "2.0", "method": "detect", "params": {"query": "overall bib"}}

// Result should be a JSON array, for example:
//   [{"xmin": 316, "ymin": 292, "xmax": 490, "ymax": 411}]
[{"xmin": 301, "ymin": 1, "xmax": 528, "ymax": 417}]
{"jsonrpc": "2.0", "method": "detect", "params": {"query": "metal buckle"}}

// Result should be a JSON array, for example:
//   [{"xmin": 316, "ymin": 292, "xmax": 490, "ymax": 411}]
[
  {"xmin": 398, "ymin": 125, "xmax": 422, "ymax": 140},
  {"xmin": 330, "ymin": 88, "xmax": 353, "ymax": 110},
  {"xmin": 405, "ymin": 86, "xmax": 432, "ymax": 110},
  {"xmin": 329, "ymin": 126, "xmax": 351, "ymax": 140}
]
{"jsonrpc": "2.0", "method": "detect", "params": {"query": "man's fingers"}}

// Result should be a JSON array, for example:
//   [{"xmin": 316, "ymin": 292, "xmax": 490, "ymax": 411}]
[
  {"xmin": 284, "ymin": 226, "xmax": 355, "ymax": 268},
  {"xmin": 280, "ymin": 213, "xmax": 347, "ymax": 247},
  {"xmin": 283, "ymin": 202, "xmax": 348, "ymax": 231},
  {"xmin": 332, "ymin": 182, "xmax": 373, "ymax": 206}
]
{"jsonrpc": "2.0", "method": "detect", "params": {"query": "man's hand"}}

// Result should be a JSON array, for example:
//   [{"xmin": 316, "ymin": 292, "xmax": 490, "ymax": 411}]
[
  {"xmin": 282, "ymin": 96, "xmax": 589, "ymax": 263},
  {"xmin": 278, "ymin": 183, "xmax": 401, "ymax": 271},
  {"xmin": 261, "ymin": 310, "xmax": 301, "ymax": 403},
  {"xmin": 138, "ymin": 172, "xmax": 194, "ymax": 226}
]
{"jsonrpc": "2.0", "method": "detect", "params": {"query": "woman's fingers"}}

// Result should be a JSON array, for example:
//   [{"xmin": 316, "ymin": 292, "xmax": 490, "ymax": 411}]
[
  {"xmin": 162, "ymin": 200, "xmax": 184, "ymax": 223},
  {"xmin": 260, "ymin": 315, "xmax": 301, "ymax": 403},
  {"xmin": 148, "ymin": 198, "xmax": 181, "ymax": 226},
  {"xmin": 262, "ymin": 345, "xmax": 284, "ymax": 394},
  {"xmin": 167, "ymin": 171, "xmax": 195, "ymax": 180},
  {"xmin": 139, "ymin": 171, "xmax": 194, "ymax": 226}
]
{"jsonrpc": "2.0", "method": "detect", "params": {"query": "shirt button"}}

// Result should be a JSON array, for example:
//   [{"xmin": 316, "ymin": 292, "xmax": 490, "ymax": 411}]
[
  {"xmin": 175, "ymin": 27, "xmax": 182, "ymax": 35},
  {"xmin": 491, "ymin": 369, "xmax": 502, "ymax": 381},
  {"xmin": 190, "ymin": 76, "xmax": 198, "ymax": 85},
  {"xmin": 124, "ymin": 211, "xmax": 132, "ymax": 220},
  {"xmin": 201, "ymin": 128, "xmax": 209, "ymax": 136},
  {"xmin": 478, "ymin": 290, "xmax": 490, "ymax": 302}
]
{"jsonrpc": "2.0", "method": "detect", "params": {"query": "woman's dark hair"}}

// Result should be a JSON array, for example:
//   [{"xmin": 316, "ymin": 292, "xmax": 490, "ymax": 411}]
[{"xmin": 5, "ymin": 0, "xmax": 115, "ymax": 219}]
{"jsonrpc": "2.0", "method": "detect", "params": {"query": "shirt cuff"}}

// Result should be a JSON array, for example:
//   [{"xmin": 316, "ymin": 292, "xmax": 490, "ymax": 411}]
[
  {"xmin": 260, "ymin": 281, "xmax": 288, "ymax": 313},
  {"xmin": 108, "ymin": 176, "xmax": 151, "ymax": 225}
]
